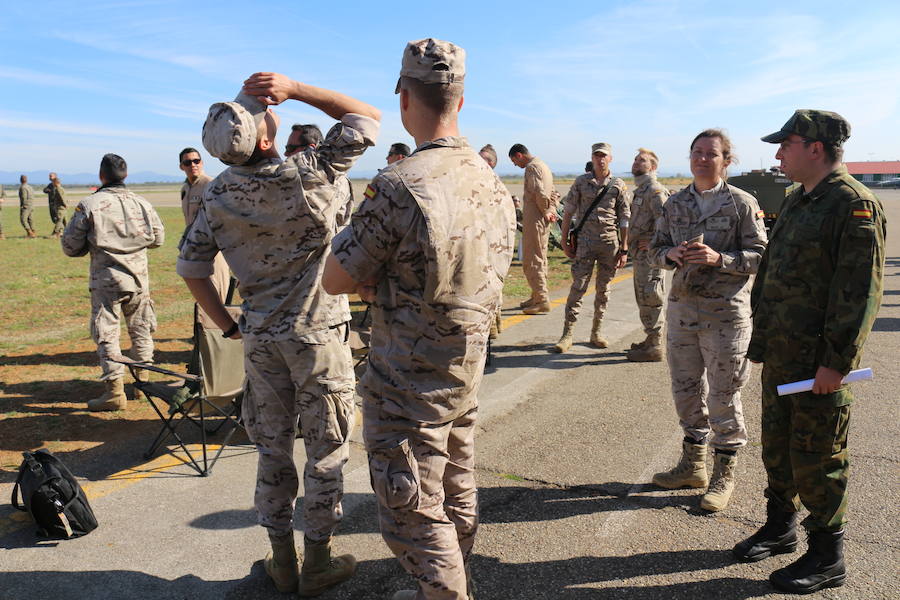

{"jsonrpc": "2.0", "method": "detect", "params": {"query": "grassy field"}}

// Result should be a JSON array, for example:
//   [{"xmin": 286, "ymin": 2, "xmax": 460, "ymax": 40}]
[{"xmin": 0, "ymin": 201, "xmax": 573, "ymax": 477}]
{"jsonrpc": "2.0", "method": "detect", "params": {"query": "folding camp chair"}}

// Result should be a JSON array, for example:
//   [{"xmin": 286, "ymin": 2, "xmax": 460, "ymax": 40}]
[{"xmin": 110, "ymin": 288, "xmax": 246, "ymax": 476}]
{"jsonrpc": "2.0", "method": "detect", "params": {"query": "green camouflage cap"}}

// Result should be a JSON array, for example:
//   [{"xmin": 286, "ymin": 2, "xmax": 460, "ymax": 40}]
[
  {"xmin": 591, "ymin": 142, "xmax": 612, "ymax": 155},
  {"xmin": 395, "ymin": 38, "xmax": 465, "ymax": 93},
  {"xmin": 761, "ymin": 109, "xmax": 850, "ymax": 145},
  {"xmin": 202, "ymin": 92, "xmax": 267, "ymax": 166}
]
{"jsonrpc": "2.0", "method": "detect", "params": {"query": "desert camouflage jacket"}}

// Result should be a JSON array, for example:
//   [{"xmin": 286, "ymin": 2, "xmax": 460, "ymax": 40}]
[
  {"xmin": 564, "ymin": 172, "xmax": 630, "ymax": 243},
  {"xmin": 61, "ymin": 183, "xmax": 165, "ymax": 293},
  {"xmin": 177, "ymin": 113, "xmax": 378, "ymax": 340},
  {"xmin": 18, "ymin": 184, "xmax": 33, "ymax": 206},
  {"xmin": 627, "ymin": 174, "xmax": 668, "ymax": 250},
  {"xmin": 650, "ymin": 181, "xmax": 767, "ymax": 326},
  {"xmin": 748, "ymin": 165, "xmax": 886, "ymax": 385},
  {"xmin": 332, "ymin": 137, "xmax": 517, "ymax": 424}
]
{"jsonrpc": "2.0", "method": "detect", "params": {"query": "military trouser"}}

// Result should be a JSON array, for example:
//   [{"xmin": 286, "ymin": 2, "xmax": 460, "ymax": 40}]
[
  {"xmin": 242, "ymin": 326, "xmax": 355, "ymax": 541},
  {"xmin": 50, "ymin": 202, "xmax": 67, "ymax": 234},
  {"xmin": 90, "ymin": 288, "xmax": 157, "ymax": 381},
  {"xmin": 564, "ymin": 236, "xmax": 617, "ymax": 323},
  {"xmin": 364, "ymin": 402, "xmax": 478, "ymax": 600},
  {"xmin": 666, "ymin": 322, "xmax": 751, "ymax": 450},
  {"xmin": 521, "ymin": 201, "xmax": 550, "ymax": 304},
  {"xmin": 631, "ymin": 249, "xmax": 665, "ymax": 335},
  {"xmin": 761, "ymin": 363, "xmax": 851, "ymax": 532},
  {"xmin": 20, "ymin": 204, "xmax": 34, "ymax": 233},
  {"xmin": 196, "ymin": 252, "xmax": 231, "ymax": 325}
]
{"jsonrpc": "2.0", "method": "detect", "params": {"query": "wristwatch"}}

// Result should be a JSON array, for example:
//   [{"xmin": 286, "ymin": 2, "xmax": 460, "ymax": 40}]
[{"xmin": 222, "ymin": 321, "xmax": 239, "ymax": 338}]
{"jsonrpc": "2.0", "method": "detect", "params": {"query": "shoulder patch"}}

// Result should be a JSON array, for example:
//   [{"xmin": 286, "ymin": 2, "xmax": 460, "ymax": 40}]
[
  {"xmin": 755, "ymin": 210, "xmax": 764, "ymax": 219},
  {"xmin": 363, "ymin": 184, "xmax": 377, "ymax": 200},
  {"xmin": 851, "ymin": 209, "xmax": 872, "ymax": 219}
]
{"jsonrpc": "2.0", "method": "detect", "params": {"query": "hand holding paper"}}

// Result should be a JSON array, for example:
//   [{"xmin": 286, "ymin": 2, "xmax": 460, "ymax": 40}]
[{"xmin": 776, "ymin": 368, "xmax": 873, "ymax": 396}]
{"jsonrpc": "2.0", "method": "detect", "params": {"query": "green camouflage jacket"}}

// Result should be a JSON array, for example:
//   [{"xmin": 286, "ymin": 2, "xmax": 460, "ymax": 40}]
[{"xmin": 748, "ymin": 165, "xmax": 886, "ymax": 387}]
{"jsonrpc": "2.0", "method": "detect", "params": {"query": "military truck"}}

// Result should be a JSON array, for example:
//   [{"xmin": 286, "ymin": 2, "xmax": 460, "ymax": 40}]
[{"xmin": 729, "ymin": 168, "xmax": 799, "ymax": 230}]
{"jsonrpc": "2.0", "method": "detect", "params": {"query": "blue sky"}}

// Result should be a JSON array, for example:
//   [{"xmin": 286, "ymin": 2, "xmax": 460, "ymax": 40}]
[{"xmin": 1, "ymin": 0, "xmax": 898, "ymax": 180}]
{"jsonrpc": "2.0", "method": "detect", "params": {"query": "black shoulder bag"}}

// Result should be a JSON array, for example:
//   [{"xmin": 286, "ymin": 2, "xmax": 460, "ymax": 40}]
[{"xmin": 566, "ymin": 181, "xmax": 613, "ymax": 253}]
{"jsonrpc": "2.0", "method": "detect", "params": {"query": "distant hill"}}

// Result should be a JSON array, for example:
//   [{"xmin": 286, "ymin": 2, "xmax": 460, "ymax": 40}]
[{"xmin": 0, "ymin": 170, "xmax": 183, "ymax": 186}]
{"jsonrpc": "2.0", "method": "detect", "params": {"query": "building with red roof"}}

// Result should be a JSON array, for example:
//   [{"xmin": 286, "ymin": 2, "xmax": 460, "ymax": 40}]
[{"xmin": 845, "ymin": 161, "xmax": 900, "ymax": 184}]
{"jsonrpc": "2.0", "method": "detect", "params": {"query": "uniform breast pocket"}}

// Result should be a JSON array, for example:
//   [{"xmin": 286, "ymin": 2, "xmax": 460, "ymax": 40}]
[{"xmin": 670, "ymin": 216, "xmax": 692, "ymax": 243}]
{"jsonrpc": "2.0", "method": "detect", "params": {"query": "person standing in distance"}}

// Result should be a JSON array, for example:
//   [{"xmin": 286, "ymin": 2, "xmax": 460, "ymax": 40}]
[
  {"xmin": 555, "ymin": 142, "xmax": 630, "ymax": 352},
  {"xmin": 179, "ymin": 148, "xmax": 231, "ymax": 325},
  {"xmin": 649, "ymin": 129, "xmax": 767, "ymax": 513},
  {"xmin": 626, "ymin": 148, "xmax": 670, "ymax": 362},
  {"xmin": 323, "ymin": 38, "xmax": 516, "ymax": 600},
  {"xmin": 479, "ymin": 143, "xmax": 506, "ymax": 339},
  {"xmin": 179, "ymin": 76, "xmax": 379, "ymax": 596},
  {"xmin": 45, "ymin": 172, "xmax": 67, "ymax": 238},
  {"xmin": 386, "ymin": 142, "xmax": 411, "ymax": 164},
  {"xmin": 733, "ymin": 110, "xmax": 885, "ymax": 595},
  {"xmin": 62, "ymin": 154, "xmax": 164, "ymax": 411},
  {"xmin": 509, "ymin": 143, "xmax": 557, "ymax": 314},
  {"xmin": 285, "ymin": 123, "xmax": 324, "ymax": 157},
  {"xmin": 18, "ymin": 175, "xmax": 36, "ymax": 238}
]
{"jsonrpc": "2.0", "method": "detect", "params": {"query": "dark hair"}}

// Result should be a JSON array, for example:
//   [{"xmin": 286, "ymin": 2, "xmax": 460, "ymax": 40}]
[
  {"xmin": 20, "ymin": 174, "xmax": 27, "ymax": 183},
  {"xmin": 389, "ymin": 142, "xmax": 411, "ymax": 157},
  {"xmin": 399, "ymin": 76, "xmax": 464, "ymax": 118},
  {"xmin": 179, "ymin": 147, "xmax": 201, "ymax": 162},
  {"xmin": 291, "ymin": 124, "xmax": 323, "ymax": 148},
  {"xmin": 100, "ymin": 153, "xmax": 128, "ymax": 183},
  {"xmin": 508, "ymin": 143, "xmax": 529, "ymax": 157},
  {"xmin": 585, "ymin": 161, "xmax": 593, "ymax": 173},
  {"xmin": 801, "ymin": 137, "xmax": 843, "ymax": 163}
]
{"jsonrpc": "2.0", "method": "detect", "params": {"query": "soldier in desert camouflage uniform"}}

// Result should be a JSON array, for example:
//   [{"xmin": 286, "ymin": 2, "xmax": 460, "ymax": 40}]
[
  {"xmin": 649, "ymin": 129, "xmax": 767, "ymax": 513},
  {"xmin": 733, "ymin": 110, "xmax": 885, "ymax": 595},
  {"xmin": 44, "ymin": 172, "xmax": 67, "ymax": 237},
  {"xmin": 554, "ymin": 142, "xmax": 630, "ymax": 353},
  {"xmin": 62, "ymin": 154, "xmax": 164, "ymax": 411},
  {"xmin": 18, "ymin": 175, "xmax": 36, "ymax": 238},
  {"xmin": 178, "ymin": 76, "xmax": 380, "ymax": 596},
  {"xmin": 323, "ymin": 38, "xmax": 516, "ymax": 600},
  {"xmin": 626, "ymin": 148, "xmax": 670, "ymax": 362}
]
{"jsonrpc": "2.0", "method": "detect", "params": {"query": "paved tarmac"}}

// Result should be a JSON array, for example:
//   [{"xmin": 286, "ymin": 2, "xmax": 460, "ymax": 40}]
[{"xmin": 2, "ymin": 191, "xmax": 897, "ymax": 599}]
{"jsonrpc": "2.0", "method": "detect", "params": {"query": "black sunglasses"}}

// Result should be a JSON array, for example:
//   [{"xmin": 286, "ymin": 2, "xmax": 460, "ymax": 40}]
[
  {"xmin": 181, "ymin": 158, "xmax": 201, "ymax": 166},
  {"xmin": 285, "ymin": 144, "xmax": 300, "ymax": 153}
]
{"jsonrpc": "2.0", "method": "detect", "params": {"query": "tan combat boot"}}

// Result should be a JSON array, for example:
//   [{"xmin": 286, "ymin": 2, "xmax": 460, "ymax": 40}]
[
  {"xmin": 552, "ymin": 321, "xmax": 575, "ymax": 353},
  {"xmin": 87, "ymin": 378, "xmax": 127, "ymax": 411},
  {"xmin": 522, "ymin": 301, "xmax": 550, "ymax": 315},
  {"xmin": 297, "ymin": 536, "xmax": 356, "ymax": 597},
  {"xmin": 700, "ymin": 452, "xmax": 737, "ymax": 512},
  {"xmin": 518, "ymin": 297, "xmax": 535, "ymax": 309},
  {"xmin": 652, "ymin": 440, "xmax": 709, "ymax": 489},
  {"xmin": 629, "ymin": 337, "xmax": 649, "ymax": 351},
  {"xmin": 590, "ymin": 314, "xmax": 608, "ymax": 348},
  {"xmin": 626, "ymin": 332, "xmax": 663, "ymax": 362},
  {"xmin": 264, "ymin": 531, "xmax": 300, "ymax": 593}
]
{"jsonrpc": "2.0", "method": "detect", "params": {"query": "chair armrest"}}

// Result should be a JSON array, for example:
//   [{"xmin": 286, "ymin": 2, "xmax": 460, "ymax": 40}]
[{"xmin": 107, "ymin": 354, "xmax": 201, "ymax": 383}]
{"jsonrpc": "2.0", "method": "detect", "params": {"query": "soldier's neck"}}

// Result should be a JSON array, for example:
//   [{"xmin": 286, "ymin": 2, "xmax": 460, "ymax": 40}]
[
  {"xmin": 800, "ymin": 161, "xmax": 840, "ymax": 194},
  {"xmin": 593, "ymin": 168, "xmax": 609, "ymax": 180}
]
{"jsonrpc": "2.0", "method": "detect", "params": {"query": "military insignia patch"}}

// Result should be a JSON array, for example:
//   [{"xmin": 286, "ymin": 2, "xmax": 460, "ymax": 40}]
[
  {"xmin": 851, "ymin": 209, "xmax": 872, "ymax": 218},
  {"xmin": 364, "ymin": 184, "xmax": 376, "ymax": 200},
  {"xmin": 755, "ymin": 210, "xmax": 764, "ymax": 219}
]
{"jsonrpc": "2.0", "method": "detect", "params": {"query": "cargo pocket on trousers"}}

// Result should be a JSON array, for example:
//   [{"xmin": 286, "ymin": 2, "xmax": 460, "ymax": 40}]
[
  {"xmin": 368, "ymin": 439, "xmax": 420, "ymax": 510},
  {"xmin": 321, "ymin": 391, "xmax": 354, "ymax": 445},
  {"xmin": 645, "ymin": 277, "xmax": 664, "ymax": 307}
]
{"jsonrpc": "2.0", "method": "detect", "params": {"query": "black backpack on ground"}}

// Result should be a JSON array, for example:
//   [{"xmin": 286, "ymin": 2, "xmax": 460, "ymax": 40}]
[{"xmin": 11, "ymin": 449, "xmax": 99, "ymax": 539}]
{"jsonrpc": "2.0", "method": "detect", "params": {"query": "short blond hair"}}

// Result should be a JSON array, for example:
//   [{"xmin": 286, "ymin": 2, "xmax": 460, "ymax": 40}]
[{"xmin": 636, "ymin": 148, "xmax": 659, "ymax": 169}]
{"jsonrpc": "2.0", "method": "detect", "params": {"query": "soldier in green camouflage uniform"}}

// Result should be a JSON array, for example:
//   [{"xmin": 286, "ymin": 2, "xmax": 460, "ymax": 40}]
[
  {"xmin": 179, "ymin": 77, "xmax": 380, "ymax": 596},
  {"xmin": 18, "ymin": 175, "xmax": 36, "ymax": 237},
  {"xmin": 733, "ymin": 110, "xmax": 886, "ymax": 595},
  {"xmin": 324, "ymin": 39, "xmax": 516, "ymax": 600},
  {"xmin": 44, "ymin": 173, "xmax": 67, "ymax": 237}
]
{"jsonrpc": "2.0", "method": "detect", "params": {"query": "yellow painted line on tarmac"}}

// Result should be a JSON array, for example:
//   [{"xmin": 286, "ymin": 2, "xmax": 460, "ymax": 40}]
[
  {"xmin": 500, "ymin": 270, "xmax": 634, "ymax": 330},
  {"xmin": 1, "ymin": 444, "xmax": 220, "ymax": 538}
]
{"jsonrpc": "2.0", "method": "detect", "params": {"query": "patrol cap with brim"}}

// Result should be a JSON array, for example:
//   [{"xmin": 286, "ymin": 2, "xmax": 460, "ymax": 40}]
[
  {"xmin": 395, "ymin": 38, "xmax": 466, "ymax": 93},
  {"xmin": 202, "ymin": 92, "xmax": 268, "ymax": 165},
  {"xmin": 761, "ymin": 109, "xmax": 851, "ymax": 145},
  {"xmin": 592, "ymin": 142, "xmax": 612, "ymax": 155}
]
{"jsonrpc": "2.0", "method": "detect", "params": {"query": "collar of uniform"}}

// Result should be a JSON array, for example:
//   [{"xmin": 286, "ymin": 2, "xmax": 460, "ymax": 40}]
[
  {"xmin": 804, "ymin": 164, "xmax": 849, "ymax": 202},
  {"xmin": 633, "ymin": 173, "xmax": 655, "ymax": 189},
  {"xmin": 413, "ymin": 136, "xmax": 468, "ymax": 154},
  {"xmin": 689, "ymin": 178, "xmax": 725, "ymax": 200},
  {"xmin": 230, "ymin": 156, "xmax": 281, "ymax": 175},
  {"xmin": 591, "ymin": 172, "xmax": 612, "ymax": 186},
  {"xmin": 99, "ymin": 182, "xmax": 127, "ymax": 191}
]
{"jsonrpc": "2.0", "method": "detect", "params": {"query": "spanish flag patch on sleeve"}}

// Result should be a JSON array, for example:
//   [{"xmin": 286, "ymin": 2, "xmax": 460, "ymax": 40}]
[
  {"xmin": 851, "ymin": 209, "xmax": 872, "ymax": 218},
  {"xmin": 755, "ymin": 210, "xmax": 764, "ymax": 219},
  {"xmin": 363, "ymin": 184, "xmax": 377, "ymax": 200}
]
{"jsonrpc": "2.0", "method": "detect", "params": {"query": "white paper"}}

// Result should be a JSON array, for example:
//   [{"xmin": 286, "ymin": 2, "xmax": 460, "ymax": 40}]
[{"xmin": 776, "ymin": 368, "xmax": 873, "ymax": 396}]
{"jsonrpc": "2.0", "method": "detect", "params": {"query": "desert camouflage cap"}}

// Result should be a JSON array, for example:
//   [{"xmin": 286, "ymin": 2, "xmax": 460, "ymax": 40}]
[
  {"xmin": 761, "ymin": 109, "xmax": 851, "ymax": 145},
  {"xmin": 592, "ymin": 142, "xmax": 612, "ymax": 155},
  {"xmin": 395, "ymin": 38, "xmax": 465, "ymax": 93},
  {"xmin": 202, "ymin": 92, "xmax": 267, "ymax": 166}
]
